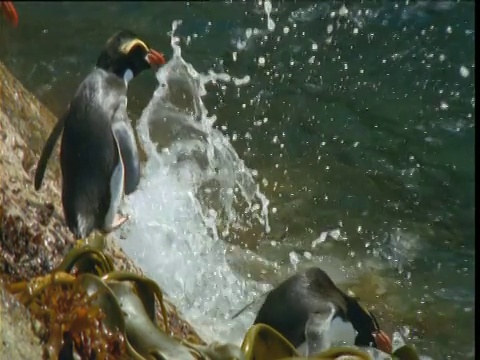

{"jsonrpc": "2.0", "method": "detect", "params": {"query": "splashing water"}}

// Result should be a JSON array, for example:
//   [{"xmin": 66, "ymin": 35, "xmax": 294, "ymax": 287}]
[{"xmin": 119, "ymin": 20, "xmax": 272, "ymax": 344}]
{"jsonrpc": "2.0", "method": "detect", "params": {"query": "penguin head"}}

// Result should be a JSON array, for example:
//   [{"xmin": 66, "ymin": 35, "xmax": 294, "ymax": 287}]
[
  {"xmin": 96, "ymin": 30, "xmax": 166, "ymax": 82},
  {"xmin": 345, "ymin": 297, "xmax": 393, "ymax": 354}
]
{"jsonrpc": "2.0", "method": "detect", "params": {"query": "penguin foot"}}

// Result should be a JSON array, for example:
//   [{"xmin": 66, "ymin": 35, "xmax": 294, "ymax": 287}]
[
  {"xmin": 112, "ymin": 213, "xmax": 129, "ymax": 229},
  {"xmin": 102, "ymin": 213, "xmax": 129, "ymax": 234}
]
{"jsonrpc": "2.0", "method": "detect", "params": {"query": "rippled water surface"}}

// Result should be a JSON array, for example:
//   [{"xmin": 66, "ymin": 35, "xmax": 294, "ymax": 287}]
[{"xmin": 1, "ymin": 2, "xmax": 474, "ymax": 359}]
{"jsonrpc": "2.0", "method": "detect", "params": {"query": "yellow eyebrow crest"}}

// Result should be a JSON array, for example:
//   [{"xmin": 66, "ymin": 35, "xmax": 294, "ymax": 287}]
[{"xmin": 120, "ymin": 39, "xmax": 149, "ymax": 54}]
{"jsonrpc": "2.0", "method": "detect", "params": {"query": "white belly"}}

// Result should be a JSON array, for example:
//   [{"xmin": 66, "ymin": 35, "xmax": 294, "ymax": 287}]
[
  {"xmin": 104, "ymin": 130, "xmax": 125, "ymax": 230},
  {"xmin": 297, "ymin": 315, "xmax": 393, "ymax": 359},
  {"xmin": 297, "ymin": 314, "xmax": 357, "ymax": 356}
]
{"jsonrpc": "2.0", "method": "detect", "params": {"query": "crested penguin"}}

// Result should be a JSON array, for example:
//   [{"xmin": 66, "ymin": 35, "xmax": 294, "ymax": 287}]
[
  {"xmin": 34, "ymin": 30, "xmax": 166, "ymax": 240},
  {"xmin": 253, "ymin": 267, "xmax": 393, "ymax": 356}
]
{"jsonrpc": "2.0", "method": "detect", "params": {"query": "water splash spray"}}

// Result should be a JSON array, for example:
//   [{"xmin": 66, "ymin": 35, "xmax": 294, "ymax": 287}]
[{"xmin": 119, "ymin": 20, "xmax": 272, "ymax": 344}]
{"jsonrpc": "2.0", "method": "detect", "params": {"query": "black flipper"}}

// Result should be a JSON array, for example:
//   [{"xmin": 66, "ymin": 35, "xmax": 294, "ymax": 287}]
[
  {"xmin": 231, "ymin": 290, "xmax": 270, "ymax": 319},
  {"xmin": 112, "ymin": 120, "xmax": 140, "ymax": 195},
  {"xmin": 34, "ymin": 112, "xmax": 67, "ymax": 190}
]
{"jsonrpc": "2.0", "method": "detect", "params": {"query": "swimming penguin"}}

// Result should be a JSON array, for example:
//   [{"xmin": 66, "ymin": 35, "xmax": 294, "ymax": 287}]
[
  {"xmin": 253, "ymin": 267, "xmax": 393, "ymax": 356},
  {"xmin": 34, "ymin": 30, "xmax": 166, "ymax": 240}
]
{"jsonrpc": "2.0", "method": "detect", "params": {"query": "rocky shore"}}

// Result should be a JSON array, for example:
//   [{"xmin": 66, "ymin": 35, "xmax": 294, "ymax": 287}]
[{"xmin": 0, "ymin": 60, "xmax": 204, "ymax": 358}]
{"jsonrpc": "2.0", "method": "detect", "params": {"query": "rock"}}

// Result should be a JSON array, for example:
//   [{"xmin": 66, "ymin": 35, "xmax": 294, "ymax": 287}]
[{"xmin": 0, "ymin": 286, "xmax": 43, "ymax": 360}]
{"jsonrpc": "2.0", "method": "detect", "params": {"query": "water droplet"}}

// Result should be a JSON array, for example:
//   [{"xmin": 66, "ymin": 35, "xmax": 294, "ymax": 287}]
[
  {"xmin": 338, "ymin": 5, "xmax": 348, "ymax": 16},
  {"xmin": 289, "ymin": 251, "xmax": 300, "ymax": 268},
  {"xmin": 460, "ymin": 65, "xmax": 470, "ymax": 78},
  {"xmin": 267, "ymin": 19, "xmax": 275, "ymax": 31},
  {"xmin": 263, "ymin": 0, "xmax": 271, "ymax": 13}
]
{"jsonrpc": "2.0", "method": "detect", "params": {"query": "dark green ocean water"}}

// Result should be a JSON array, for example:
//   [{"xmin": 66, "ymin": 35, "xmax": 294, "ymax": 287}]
[{"xmin": 1, "ymin": 1, "xmax": 474, "ymax": 358}]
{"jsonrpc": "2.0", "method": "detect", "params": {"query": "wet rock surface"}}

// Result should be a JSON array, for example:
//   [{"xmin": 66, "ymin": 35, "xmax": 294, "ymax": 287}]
[{"xmin": 0, "ymin": 286, "xmax": 43, "ymax": 360}]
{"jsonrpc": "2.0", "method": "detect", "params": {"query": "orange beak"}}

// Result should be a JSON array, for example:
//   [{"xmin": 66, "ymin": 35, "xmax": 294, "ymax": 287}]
[
  {"xmin": 1, "ymin": 1, "xmax": 18, "ymax": 27},
  {"xmin": 146, "ymin": 48, "xmax": 166, "ymax": 68},
  {"xmin": 373, "ymin": 330, "xmax": 393, "ymax": 354}
]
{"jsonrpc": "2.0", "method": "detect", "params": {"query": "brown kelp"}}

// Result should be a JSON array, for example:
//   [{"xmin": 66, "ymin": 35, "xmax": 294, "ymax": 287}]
[{"xmin": 5, "ymin": 243, "xmax": 242, "ymax": 359}]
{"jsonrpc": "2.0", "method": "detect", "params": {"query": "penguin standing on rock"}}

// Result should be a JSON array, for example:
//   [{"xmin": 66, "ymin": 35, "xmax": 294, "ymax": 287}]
[
  {"xmin": 253, "ymin": 267, "xmax": 393, "ymax": 356},
  {"xmin": 34, "ymin": 30, "xmax": 166, "ymax": 240}
]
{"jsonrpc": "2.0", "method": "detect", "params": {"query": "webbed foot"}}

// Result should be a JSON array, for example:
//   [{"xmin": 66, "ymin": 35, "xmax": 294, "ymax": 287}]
[{"xmin": 102, "ymin": 213, "xmax": 129, "ymax": 234}]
